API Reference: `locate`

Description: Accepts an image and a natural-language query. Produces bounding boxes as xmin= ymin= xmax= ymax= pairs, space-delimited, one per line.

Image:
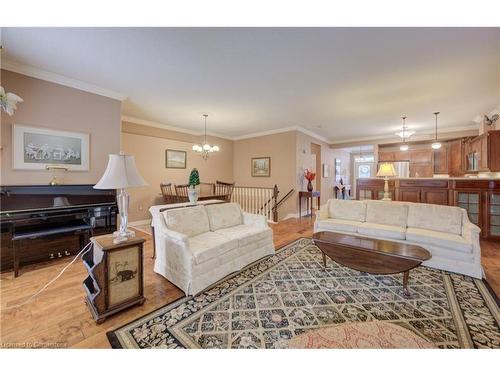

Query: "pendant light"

xmin=399 ymin=115 xmax=409 ymax=151
xmin=431 ymin=111 xmax=442 ymax=150
xmin=192 ymin=114 xmax=220 ymax=160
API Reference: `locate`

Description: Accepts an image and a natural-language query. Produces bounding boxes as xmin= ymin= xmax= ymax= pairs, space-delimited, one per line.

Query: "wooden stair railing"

xmin=231 ymin=185 xmax=294 ymax=223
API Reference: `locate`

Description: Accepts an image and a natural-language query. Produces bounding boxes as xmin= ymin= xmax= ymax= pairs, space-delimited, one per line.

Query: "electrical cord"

xmin=1 ymin=242 xmax=93 ymax=311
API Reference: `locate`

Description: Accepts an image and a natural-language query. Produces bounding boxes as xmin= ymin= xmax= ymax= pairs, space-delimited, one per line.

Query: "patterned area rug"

xmin=107 ymin=238 xmax=500 ymax=349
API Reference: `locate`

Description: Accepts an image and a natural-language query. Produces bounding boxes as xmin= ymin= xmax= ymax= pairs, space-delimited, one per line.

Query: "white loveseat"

xmin=152 ymin=202 xmax=275 ymax=295
xmin=314 ymin=199 xmax=483 ymax=279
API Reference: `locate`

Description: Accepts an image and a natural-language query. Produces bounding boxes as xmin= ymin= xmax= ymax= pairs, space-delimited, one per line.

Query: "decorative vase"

xmin=307 ymin=180 xmax=313 ymax=192
xmin=188 ymin=187 xmax=198 ymax=204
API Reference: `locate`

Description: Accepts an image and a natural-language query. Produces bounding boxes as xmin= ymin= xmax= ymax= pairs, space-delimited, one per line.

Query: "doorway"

xmin=310 ymin=143 xmax=321 ymax=193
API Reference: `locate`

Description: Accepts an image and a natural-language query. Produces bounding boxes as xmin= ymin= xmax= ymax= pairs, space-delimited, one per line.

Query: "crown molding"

xmin=329 ymin=124 xmax=479 ymax=145
xmin=1 ymin=59 xmax=127 ymax=101
xmin=232 ymin=126 xmax=331 ymax=143
xmin=232 ymin=126 xmax=297 ymax=141
xmin=122 ymin=116 xmax=331 ymax=142
xmin=296 ymin=127 xmax=331 ymax=144
xmin=121 ymin=115 xmax=233 ymax=140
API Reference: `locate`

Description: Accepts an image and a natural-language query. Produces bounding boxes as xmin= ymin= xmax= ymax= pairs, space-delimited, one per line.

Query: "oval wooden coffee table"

xmin=313 ymin=231 xmax=431 ymax=296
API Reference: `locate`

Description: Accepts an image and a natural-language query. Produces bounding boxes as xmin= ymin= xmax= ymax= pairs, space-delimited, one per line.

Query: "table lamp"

xmin=94 ymin=154 xmax=148 ymax=243
xmin=376 ymin=162 xmax=397 ymax=201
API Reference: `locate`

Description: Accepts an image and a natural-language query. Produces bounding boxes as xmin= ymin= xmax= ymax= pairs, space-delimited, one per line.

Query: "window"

xmin=358 ymin=164 xmax=371 ymax=178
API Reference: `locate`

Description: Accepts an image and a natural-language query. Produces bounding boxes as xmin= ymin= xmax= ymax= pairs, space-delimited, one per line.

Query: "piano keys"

xmin=0 ymin=185 xmax=117 ymax=273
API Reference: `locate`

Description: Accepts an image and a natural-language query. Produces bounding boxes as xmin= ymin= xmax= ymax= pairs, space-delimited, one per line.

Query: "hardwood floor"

xmin=0 ymin=216 xmax=498 ymax=348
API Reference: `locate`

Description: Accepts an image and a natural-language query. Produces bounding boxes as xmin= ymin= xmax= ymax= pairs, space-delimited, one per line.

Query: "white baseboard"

xmin=129 ymin=219 xmax=151 ymax=227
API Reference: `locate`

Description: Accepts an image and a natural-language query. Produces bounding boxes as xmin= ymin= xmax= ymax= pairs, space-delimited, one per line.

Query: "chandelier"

xmin=192 ymin=114 xmax=219 ymax=160
xmin=395 ymin=117 xmax=415 ymax=139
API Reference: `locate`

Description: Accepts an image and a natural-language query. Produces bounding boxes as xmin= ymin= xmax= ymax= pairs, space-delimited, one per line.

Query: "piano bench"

xmin=12 ymin=223 xmax=93 ymax=277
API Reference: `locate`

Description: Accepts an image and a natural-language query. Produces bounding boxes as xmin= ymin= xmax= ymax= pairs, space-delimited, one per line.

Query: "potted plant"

xmin=304 ymin=169 xmax=316 ymax=192
xmin=188 ymin=168 xmax=200 ymax=203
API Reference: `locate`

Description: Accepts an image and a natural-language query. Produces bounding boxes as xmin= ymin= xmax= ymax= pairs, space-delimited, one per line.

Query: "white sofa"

xmin=314 ymin=199 xmax=483 ymax=279
xmin=152 ymin=202 xmax=275 ymax=295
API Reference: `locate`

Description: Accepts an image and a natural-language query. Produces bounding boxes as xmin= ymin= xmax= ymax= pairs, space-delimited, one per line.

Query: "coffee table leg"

xmin=322 ymin=252 xmax=327 ymax=270
xmin=403 ymin=270 xmax=410 ymax=296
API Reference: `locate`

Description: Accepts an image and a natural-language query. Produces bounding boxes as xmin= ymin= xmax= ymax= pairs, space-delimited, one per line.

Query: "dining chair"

xmin=160 ymin=183 xmax=178 ymax=204
xmin=215 ymin=180 xmax=235 ymax=202
xmin=174 ymin=184 xmax=190 ymax=203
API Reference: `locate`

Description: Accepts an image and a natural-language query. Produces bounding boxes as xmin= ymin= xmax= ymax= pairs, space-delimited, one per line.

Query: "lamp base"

xmin=382 ymin=177 xmax=392 ymax=201
xmin=112 ymin=229 xmax=135 ymax=244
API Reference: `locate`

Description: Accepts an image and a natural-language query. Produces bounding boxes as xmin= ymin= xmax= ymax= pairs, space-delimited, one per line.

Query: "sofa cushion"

xmin=365 ymin=201 xmax=408 ymax=228
xmin=317 ymin=218 xmax=361 ymax=233
xmin=215 ymin=224 xmax=273 ymax=247
xmin=406 ymin=228 xmax=472 ymax=253
xmin=188 ymin=232 xmax=239 ymax=265
xmin=328 ymin=199 xmax=367 ymax=222
xmin=205 ymin=203 xmax=243 ymax=231
xmin=407 ymin=203 xmax=463 ymax=235
xmin=357 ymin=222 xmax=406 ymax=240
xmin=162 ymin=205 xmax=210 ymax=237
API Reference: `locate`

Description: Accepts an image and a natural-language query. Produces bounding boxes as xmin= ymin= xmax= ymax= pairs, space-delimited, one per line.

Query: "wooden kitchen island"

xmin=356 ymin=178 xmax=500 ymax=240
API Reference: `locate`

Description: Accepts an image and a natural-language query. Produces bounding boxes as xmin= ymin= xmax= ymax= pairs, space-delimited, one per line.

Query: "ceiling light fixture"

xmin=431 ymin=111 xmax=442 ymax=150
xmin=399 ymin=115 xmax=409 ymax=151
xmin=192 ymin=114 xmax=219 ymax=160
xmin=395 ymin=118 xmax=415 ymax=139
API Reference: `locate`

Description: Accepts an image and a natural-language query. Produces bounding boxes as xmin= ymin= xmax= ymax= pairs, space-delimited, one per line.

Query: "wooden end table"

xmin=299 ymin=191 xmax=320 ymax=218
xmin=313 ymin=231 xmax=431 ymax=296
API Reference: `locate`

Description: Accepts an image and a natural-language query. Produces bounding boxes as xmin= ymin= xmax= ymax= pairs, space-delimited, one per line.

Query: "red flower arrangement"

xmin=304 ymin=169 xmax=316 ymax=192
xmin=304 ymin=169 xmax=316 ymax=182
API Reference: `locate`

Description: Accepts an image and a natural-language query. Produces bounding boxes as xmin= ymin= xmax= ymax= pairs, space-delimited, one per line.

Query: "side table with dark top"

xmin=299 ymin=191 xmax=320 ymax=218
xmin=313 ymin=231 xmax=431 ymax=296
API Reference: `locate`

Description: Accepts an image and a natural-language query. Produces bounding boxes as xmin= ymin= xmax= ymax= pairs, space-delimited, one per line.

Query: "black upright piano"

xmin=0 ymin=185 xmax=117 ymax=273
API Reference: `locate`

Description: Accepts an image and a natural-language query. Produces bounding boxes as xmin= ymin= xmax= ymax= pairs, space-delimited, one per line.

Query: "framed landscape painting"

xmin=12 ymin=124 xmax=90 ymax=171
xmin=251 ymin=157 xmax=271 ymax=177
xmin=166 ymin=149 xmax=186 ymax=169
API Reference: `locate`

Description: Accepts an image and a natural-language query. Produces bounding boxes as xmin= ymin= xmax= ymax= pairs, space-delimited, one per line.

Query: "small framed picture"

xmin=252 ymin=157 xmax=271 ymax=177
xmin=12 ymin=124 xmax=90 ymax=171
xmin=322 ymin=163 xmax=329 ymax=178
xmin=166 ymin=149 xmax=186 ymax=169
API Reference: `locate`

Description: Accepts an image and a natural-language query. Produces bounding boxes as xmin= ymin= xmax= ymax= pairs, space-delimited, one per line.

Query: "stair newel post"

xmin=272 ymin=184 xmax=279 ymax=223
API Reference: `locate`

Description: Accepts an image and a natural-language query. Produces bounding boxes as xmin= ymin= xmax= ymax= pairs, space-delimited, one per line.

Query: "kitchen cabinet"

xmin=489 ymin=192 xmax=500 ymax=238
xmin=464 ymin=131 xmax=500 ymax=172
xmin=378 ymin=151 xmax=395 ymax=162
xmin=449 ymin=139 xmax=465 ymax=177
xmin=398 ymin=179 xmax=450 ymax=205
xmin=393 ymin=151 xmax=410 ymax=161
xmin=433 ymin=144 xmax=448 ymax=174
xmin=410 ymin=163 xmax=433 ymax=177
xmin=409 ymin=150 xmax=433 ymax=164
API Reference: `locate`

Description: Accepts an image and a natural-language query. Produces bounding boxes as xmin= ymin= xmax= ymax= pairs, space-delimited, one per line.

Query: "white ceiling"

xmin=1 ymin=27 xmax=499 ymax=142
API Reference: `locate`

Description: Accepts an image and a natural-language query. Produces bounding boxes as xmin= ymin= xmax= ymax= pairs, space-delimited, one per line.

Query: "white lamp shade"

xmin=94 ymin=154 xmax=148 ymax=189
xmin=376 ymin=162 xmax=398 ymax=177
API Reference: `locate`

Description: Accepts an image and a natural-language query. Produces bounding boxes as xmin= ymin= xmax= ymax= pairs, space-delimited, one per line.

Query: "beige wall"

xmin=122 ymin=123 xmax=233 ymax=222
xmin=233 ymin=131 xmax=297 ymax=218
xmin=296 ymin=132 xmax=351 ymax=213
xmin=0 ymin=70 xmax=121 ymax=185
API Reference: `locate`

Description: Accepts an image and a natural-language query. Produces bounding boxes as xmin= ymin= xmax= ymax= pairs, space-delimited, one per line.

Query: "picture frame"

xmin=165 ymin=149 xmax=187 ymax=169
xmin=322 ymin=163 xmax=329 ymax=178
xmin=251 ymin=157 xmax=271 ymax=177
xmin=12 ymin=124 xmax=90 ymax=171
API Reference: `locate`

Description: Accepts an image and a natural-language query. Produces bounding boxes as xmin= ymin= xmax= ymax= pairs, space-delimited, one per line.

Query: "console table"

xmin=298 ymin=191 xmax=320 ymax=218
